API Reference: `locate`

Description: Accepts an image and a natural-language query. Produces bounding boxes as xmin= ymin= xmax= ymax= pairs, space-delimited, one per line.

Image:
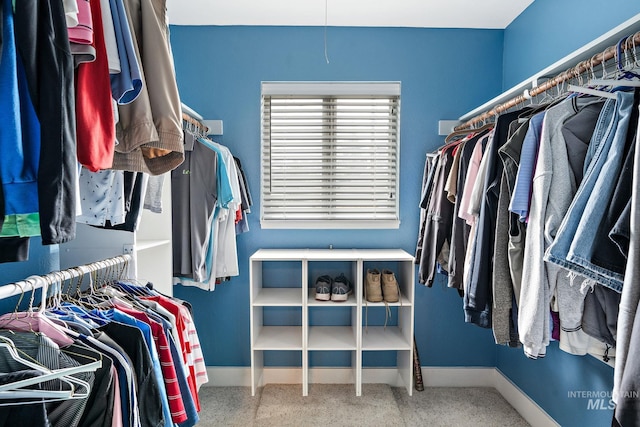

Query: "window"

xmin=261 ymin=82 xmax=401 ymax=229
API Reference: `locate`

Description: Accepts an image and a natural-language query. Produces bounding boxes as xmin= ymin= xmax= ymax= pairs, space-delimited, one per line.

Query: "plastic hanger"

xmin=589 ymin=78 xmax=640 ymax=87
xmin=0 ymin=337 xmax=81 ymax=400
xmin=0 ymin=331 xmax=101 ymax=400
xmin=0 ymin=277 xmax=75 ymax=347
xmin=566 ymin=84 xmax=617 ymax=100
xmin=444 ymin=123 xmax=486 ymax=144
xmin=587 ymin=37 xmax=640 ymax=88
xmin=439 ymin=122 xmax=494 ymax=156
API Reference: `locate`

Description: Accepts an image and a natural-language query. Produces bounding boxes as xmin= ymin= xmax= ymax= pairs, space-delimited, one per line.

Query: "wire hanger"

xmin=590 ymin=36 xmax=640 ymax=87
xmin=0 ymin=334 xmax=98 ymax=402
xmin=567 ymin=52 xmax=617 ymax=100
xmin=0 ymin=276 xmax=75 ymax=347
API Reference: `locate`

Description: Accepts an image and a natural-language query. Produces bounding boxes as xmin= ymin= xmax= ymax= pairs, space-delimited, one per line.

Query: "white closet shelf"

xmin=308 ymin=326 xmax=357 ymax=350
xmin=361 ymin=294 xmax=412 ymax=307
xmin=307 ymin=291 xmax=357 ymax=306
xmin=254 ymin=288 xmax=303 ymax=306
xmin=136 ymin=239 xmax=171 ymax=251
xmin=457 ymin=13 xmax=640 ymax=123
xmin=251 ymin=248 xmax=414 ymax=262
xmin=361 ymin=327 xmax=411 ymax=350
xmin=254 ymin=326 xmax=303 ymax=350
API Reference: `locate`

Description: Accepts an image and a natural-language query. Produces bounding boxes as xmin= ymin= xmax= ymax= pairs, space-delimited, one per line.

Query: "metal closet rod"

xmin=0 ymin=254 xmax=132 ymax=302
xmin=455 ymin=31 xmax=640 ymax=131
xmin=181 ymin=103 xmax=209 ymax=133
xmin=182 ymin=112 xmax=209 ymax=133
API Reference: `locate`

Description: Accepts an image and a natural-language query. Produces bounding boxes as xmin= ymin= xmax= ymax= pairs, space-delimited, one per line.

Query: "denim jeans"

xmin=545 ymin=91 xmax=635 ymax=292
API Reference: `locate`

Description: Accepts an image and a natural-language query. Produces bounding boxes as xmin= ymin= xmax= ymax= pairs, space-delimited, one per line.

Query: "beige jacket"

xmin=113 ymin=0 xmax=183 ymax=175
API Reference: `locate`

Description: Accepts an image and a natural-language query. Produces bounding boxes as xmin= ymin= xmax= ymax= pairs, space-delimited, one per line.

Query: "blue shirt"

xmin=0 ymin=0 xmax=40 ymax=219
xmin=108 ymin=0 xmax=142 ymax=104
xmin=509 ymin=111 xmax=545 ymax=222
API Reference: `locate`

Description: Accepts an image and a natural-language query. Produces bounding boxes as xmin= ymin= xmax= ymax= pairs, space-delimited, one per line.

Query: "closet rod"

xmin=181 ymin=103 xmax=203 ymax=121
xmin=0 ymin=254 xmax=132 ymax=302
xmin=181 ymin=112 xmax=209 ymax=134
xmin=455 ymin=31 xmax=640 ymax=131
xmin=181 ymin=102 xmax=209 ymax=133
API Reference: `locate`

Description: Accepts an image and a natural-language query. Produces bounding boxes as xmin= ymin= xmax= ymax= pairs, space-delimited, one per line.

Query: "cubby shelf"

xmin=249 ymin=248 xmax=415 ymax=397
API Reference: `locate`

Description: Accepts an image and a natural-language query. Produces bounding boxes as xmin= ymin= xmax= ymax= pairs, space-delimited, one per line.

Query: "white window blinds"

xmin=261 ymin=82 xmax=401 ymax=229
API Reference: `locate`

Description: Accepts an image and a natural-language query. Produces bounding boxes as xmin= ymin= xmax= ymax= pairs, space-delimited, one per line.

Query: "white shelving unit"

xmin=134 ymin=174 xmax=173 ymax=295
xmin=250 ymin=248 xmax=415 ymax=397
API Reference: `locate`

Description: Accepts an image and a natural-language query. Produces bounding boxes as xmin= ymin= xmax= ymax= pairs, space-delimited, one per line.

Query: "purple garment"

xmin=551 ymin=311 xmax=560 ymax=341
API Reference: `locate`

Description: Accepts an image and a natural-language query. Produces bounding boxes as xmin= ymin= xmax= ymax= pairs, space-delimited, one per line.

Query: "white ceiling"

xmin=167 ymin=0 xmax=535 ymax=29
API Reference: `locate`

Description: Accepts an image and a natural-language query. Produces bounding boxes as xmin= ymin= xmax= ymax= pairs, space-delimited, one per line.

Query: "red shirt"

xmin=75 ymin=0 xmax=115 ymax=171
xmin=141 ymin=295 xmax=201 ymax=412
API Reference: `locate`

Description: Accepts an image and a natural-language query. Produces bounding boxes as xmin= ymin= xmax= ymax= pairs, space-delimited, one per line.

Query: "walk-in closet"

xmin=1 ymin=1 xmax=640 ymax=426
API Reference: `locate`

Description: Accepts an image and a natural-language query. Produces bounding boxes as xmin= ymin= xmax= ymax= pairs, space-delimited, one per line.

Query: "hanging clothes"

xmin=0 ymin=0 xmax=185 ymax=261
xmin=613 ymin=102 xmax=640 ymax=427
xmin=546 ymin=90 xmax=639 ymax=292
xmin=0 ymin=0 xmax=41 ymax=243
xmin=419 ymin=87 xmax=639 ymax=362
xmin=107 ymin=0 xmax=142 ymax=104
xmin=492 ymin=116 xmax=530 ymax=346
xmin=172 ymin=121 xmax=250 ymax=291
xmin=14 ymin=0 xmax=77 ymax=245
xmin=75 ymin=0 xmax=116 ymax=173
xmin=415 ymin=153 xmax=438 ymax=273
xmin=171 ymin=132 xmax=221 ymax=284
xmin=449 ymin=128 xmax=492 ymax=293
xmin=417 ymin=142 xmax=457 ymax=286
xmin=112 ymin=0 xmax=184 ymax=175
xmin=0 ymin=0 xmax=36 ymax=259
xmin=466 ymin=108 xmax=529 ymax=329
xmin=519 ymin=97 xmax=602 ymax=358
xmin=0 ymin=272 xmax=208 ymax=427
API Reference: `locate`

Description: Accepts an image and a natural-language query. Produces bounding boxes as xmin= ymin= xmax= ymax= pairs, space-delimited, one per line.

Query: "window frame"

xmin=260 ymin=81 xmax=401 ymax=229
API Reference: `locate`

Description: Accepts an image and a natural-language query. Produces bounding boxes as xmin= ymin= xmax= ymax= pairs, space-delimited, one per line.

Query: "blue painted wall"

xmin=503 ymin=0 xmax=640 ymax=89
xmin=0 ymin=243 xmax=60 ymax=284
xmin=169 ymin=25 xmax=503 ymax=368
xmin=0 ymin=243 xmax=60 ymax=312
xmin=498 ymin=344 xmax=615 ymax=427
xmin=0 ymin=242 xmax=60 ymax=286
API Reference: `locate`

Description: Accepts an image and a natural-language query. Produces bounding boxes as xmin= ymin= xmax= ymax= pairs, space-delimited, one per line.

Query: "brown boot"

xmin=365 ymin=269 xmax=383 ymax=302
xmin=381 ymin=269 xmax=399 ymax=302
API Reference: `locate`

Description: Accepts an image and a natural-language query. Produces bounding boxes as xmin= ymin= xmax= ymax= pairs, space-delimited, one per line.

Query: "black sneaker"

xmin=315 ymin=275 xmax=333 ymax=301
xmin=331 ymin=274 xmax=353 ymax=302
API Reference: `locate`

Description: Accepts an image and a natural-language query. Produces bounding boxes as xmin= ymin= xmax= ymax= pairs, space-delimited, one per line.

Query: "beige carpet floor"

xmin=255 ymin=384 xmax=402 ymax=426
xmin=195 ymin=384 xmax=531 ymax=426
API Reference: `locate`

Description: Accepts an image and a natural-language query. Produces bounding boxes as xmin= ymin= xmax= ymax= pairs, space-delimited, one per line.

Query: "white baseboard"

xmin=206 ymin=367 xmax=252 ymax=387
xmin=419 ymin=367 xmax=495 ymax=387
xmin=204 ymin=366 xmax=558 ymax=426
xmin=493 ymin=369 xmax=560 ymax=427
xmin=205 ymin=367 xmax=404 ymax=387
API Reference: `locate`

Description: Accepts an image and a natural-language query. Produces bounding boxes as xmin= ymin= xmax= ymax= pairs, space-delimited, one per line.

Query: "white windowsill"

xmin=260 ymin=219 xmax=400 ymax=229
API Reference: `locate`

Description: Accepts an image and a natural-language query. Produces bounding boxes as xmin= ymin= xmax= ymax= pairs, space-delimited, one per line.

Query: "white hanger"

xmin=0 ymin=337 xmax=77 ymax=400
xmin=566 ymin=84 xmax=617 ymax=100
xmin=0 ymin=389 xmax=71 ymax=400
xmin=0 ymin=341 xmax=99 ymax=398
xmin=0 ymin=278 xmax=75 ymax=347
xmin=588 ymin=78 xmax=640 ymax=87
